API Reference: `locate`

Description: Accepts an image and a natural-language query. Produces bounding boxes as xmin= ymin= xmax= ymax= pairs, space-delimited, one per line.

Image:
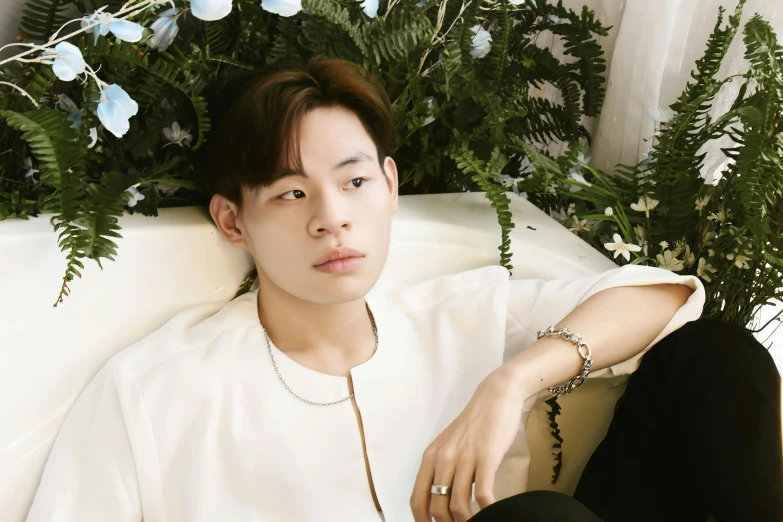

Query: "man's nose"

xmin=308 ymin=192 xmax=353 ymax=236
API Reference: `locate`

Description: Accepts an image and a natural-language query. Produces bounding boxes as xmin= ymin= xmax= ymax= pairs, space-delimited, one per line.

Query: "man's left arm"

xmin=500 ymin=283 xmax=695 ymax=398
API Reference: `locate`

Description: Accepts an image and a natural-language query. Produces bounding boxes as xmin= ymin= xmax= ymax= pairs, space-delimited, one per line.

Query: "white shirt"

xmin=26 ymin=264 xmax=705 ymax=522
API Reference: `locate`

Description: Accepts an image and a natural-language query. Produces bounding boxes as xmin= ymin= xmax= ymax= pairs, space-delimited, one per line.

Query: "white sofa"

xmin=0 ymin=192 xmax=630 ymax=520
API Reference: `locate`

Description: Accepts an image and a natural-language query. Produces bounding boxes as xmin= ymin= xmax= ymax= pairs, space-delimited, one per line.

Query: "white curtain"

xmin=575 ymin=0 xmax=783 ymax=173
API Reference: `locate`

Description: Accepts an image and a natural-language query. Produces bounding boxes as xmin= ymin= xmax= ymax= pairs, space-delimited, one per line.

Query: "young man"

xmin=26 ymin=58 xmax=782 ymax=522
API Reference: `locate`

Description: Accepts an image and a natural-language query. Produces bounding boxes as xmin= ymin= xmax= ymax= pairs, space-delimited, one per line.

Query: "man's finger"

xmin=474 ymin=456 xmax=500 ymax=509
xmin=429 ymin=448 xmax=457 ymax=522
xmin=410 ymin=446 xmax=437 ymax=522
xmin=449 ymin=458 xmax=476 ymax=522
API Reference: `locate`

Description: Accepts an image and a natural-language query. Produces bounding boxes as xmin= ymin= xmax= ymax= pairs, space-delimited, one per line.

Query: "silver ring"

xmin=430 ymin=484 xmax=452 ymax=496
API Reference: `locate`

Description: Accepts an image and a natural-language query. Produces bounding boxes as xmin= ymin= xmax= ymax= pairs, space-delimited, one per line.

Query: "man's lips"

xmin=313 ymin=246 xmax=365 ymax=274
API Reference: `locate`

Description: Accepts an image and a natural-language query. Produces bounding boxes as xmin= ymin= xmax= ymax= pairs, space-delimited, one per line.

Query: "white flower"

xmin=576 ymin=151 xmax=591 ymax=164
xmin=604 ymin=207 xmax=613 ymax=216
xmin=604 ymin=233 xmax=642 ymax=262
xmin=361 ymin=0 xmax=379 ymax=17
xmin=497 ymin=174 xmax=515 ymax=188
xmin=470 ymin=25 xmax=492 ymax=59
xmin=567 ymin=203 xmax=576 ymax=216
xmin=646 ymin=107 xmax=674 ymax=123
xmin=656 ymin=250 xmax=684 ymax=271
xmin=726 ymin=253 xmax=751 ymax=269
xmin=633 ymin=224 xmax=646 ymax=242
xmin=157 ymin=181 xmax=180 ymax=197
xmin=697 ymin=258 xmax=718 ymax=282
xmin=695 ymin=195 xmax=710 ymax=214
xmin=567 ymin=216 xmax=591 ymax=234
xmin=163 ymin=122 xmax=192 ymax=147
xmin=23 ymin=156 xmax=39 ymax=184
xmin=683 ymin=245 xmax=696 ymax=268
xmin=707 ymin=209 xmax=726 ymax=223
xmin=568 ymin=170 xmax=591 ymax=192
xmin=126 ymin=183 xmax=145 ymax=207
xmin=659 ymin=240 xmax=669 ymax=249
xmin=630 ymin=195 xmax=660 ymax=217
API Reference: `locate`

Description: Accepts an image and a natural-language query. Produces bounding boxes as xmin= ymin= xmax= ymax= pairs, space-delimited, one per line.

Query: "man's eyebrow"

xmin=333 ymin=151 xmax=374 ymax=170
xmin=274 ymin=151 xmax=375 ymax=180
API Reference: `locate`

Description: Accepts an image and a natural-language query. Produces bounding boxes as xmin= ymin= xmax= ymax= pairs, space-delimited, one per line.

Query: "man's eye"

xmin=280 ymin=189 xmax=305 ymax=200
xmin=347 ymin=177 xmax=368 ymax=189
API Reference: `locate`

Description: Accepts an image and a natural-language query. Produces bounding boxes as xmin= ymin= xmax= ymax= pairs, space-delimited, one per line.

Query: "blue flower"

xmin=42 ymin=42 xmax=86 ymax=82
xmin=56 ymin=94 xmax=83 ymax=128
xmin=361 ymin=0 xmax=378 ymax=17
xmin=88 ymin=127 xmax=98 ymax=149
xmin=646 ymin=107 xmax=674 ymax=123
xmin=191 ymin=0 xmax=233 ymax=21
xmin=23 ymin=157 xmax=39 ymax=185
xmin=261 ymin=0 xmax=302 ymax=17
xmin=470 ymin=25 xmax=492 ymax=59
xmin=126 ymin=183 xmax=146 ymax=207
xmin=148 ymin=8 xmax=180 ymax=51
xmin=81 ymin=12 xmax=144 ymax=43
xmin=96 ymin=84 xmax=139 ymax=138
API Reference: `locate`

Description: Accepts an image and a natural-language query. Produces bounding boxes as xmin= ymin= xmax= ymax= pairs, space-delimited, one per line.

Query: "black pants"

xmin=468 ymin=318 xmax=783 ymax=522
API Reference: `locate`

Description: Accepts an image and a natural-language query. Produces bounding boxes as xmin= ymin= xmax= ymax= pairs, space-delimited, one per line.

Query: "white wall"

xmin=0 ymin=0 xmax=28 ymax=60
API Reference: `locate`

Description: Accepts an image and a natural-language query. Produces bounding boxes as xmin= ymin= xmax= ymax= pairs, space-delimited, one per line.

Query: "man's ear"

xmin=383 ymin=156 xmax=399 ymax=214
xmin=209 ymin=193 xmax=248 ymax=249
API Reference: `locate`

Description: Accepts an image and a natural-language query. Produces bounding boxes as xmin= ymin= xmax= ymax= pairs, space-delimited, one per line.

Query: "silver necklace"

xmin=264 ymin=304 xmax=378 ymax=407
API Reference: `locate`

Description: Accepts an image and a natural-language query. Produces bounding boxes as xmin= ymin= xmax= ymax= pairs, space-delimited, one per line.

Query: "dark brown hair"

xmin=197 ymin=57 xmax=393 ymax=209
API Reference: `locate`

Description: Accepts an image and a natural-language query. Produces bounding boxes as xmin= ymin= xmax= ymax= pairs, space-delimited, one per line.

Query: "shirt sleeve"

xmin=26 ymin=359 xmax=144 ymax=522
xmin=503 ymin=264 xmax=706 ymax=377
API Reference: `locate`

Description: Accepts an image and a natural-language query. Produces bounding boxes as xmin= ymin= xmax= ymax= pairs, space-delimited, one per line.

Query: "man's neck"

xmin=255 ymin=277 xmax=376 ymax=377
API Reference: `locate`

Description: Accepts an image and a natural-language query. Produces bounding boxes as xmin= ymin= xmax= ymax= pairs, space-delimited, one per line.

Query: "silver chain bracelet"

xmin=536 ymin=326 xmax=594 ymax=397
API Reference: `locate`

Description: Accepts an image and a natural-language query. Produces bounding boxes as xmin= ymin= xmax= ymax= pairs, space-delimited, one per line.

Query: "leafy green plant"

xmin=521 ymin=0 xmax=783 ymax=339
xmin=0 ymin=0 xmax=609 ymax=305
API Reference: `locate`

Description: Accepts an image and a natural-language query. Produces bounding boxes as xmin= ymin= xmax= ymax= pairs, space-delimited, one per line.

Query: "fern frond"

xmin=18 ymin=0 xmax=71 ymax=41
xmin=0 ymin=107 xmax=88 ymax=305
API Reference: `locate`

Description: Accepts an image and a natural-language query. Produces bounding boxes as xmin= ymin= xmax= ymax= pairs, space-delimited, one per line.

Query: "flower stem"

xmin=0 ymin=0 xmax=161 ymax=66
xmin=0 ymin=81 xmax=39 ymax=107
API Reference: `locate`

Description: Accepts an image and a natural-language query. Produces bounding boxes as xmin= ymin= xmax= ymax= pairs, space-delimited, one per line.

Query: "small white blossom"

xmin=567 ymin=203 xmax=576 ymax=216
xmin=630 ymin=195 xmax=660 ymax=218
xmin=697 ymin=258 xmax=718 ymax=282
xmin=707 ymin=208 xmax=727 ymax=223
xmin=567 ymin=215 xmax=591 ymax=234
xmin=604 ymin=233 xmax=642 ymax=262
xmin=568 ymin=170 xmax=591 ymax=192
xmin=659 ymin=241 xmax=669 ymax=249
xmin=726 ymin=252 xmax=751 ymax=269
xmin=604 ymin=207 xmax=613 ymax=216
xmin=695 ymin=195 xmax=710 ymax=214
xmin=647 ymin=107 xmax=674 ymax=123
xmin=163 ymin=122 xmax=192 ymax=147
xmin=656 ymin=250 xmax=684 ymax=272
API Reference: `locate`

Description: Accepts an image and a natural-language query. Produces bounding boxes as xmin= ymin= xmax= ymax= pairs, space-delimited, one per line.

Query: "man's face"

xmin=214 ymin=105 xmax=399 ymax=305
